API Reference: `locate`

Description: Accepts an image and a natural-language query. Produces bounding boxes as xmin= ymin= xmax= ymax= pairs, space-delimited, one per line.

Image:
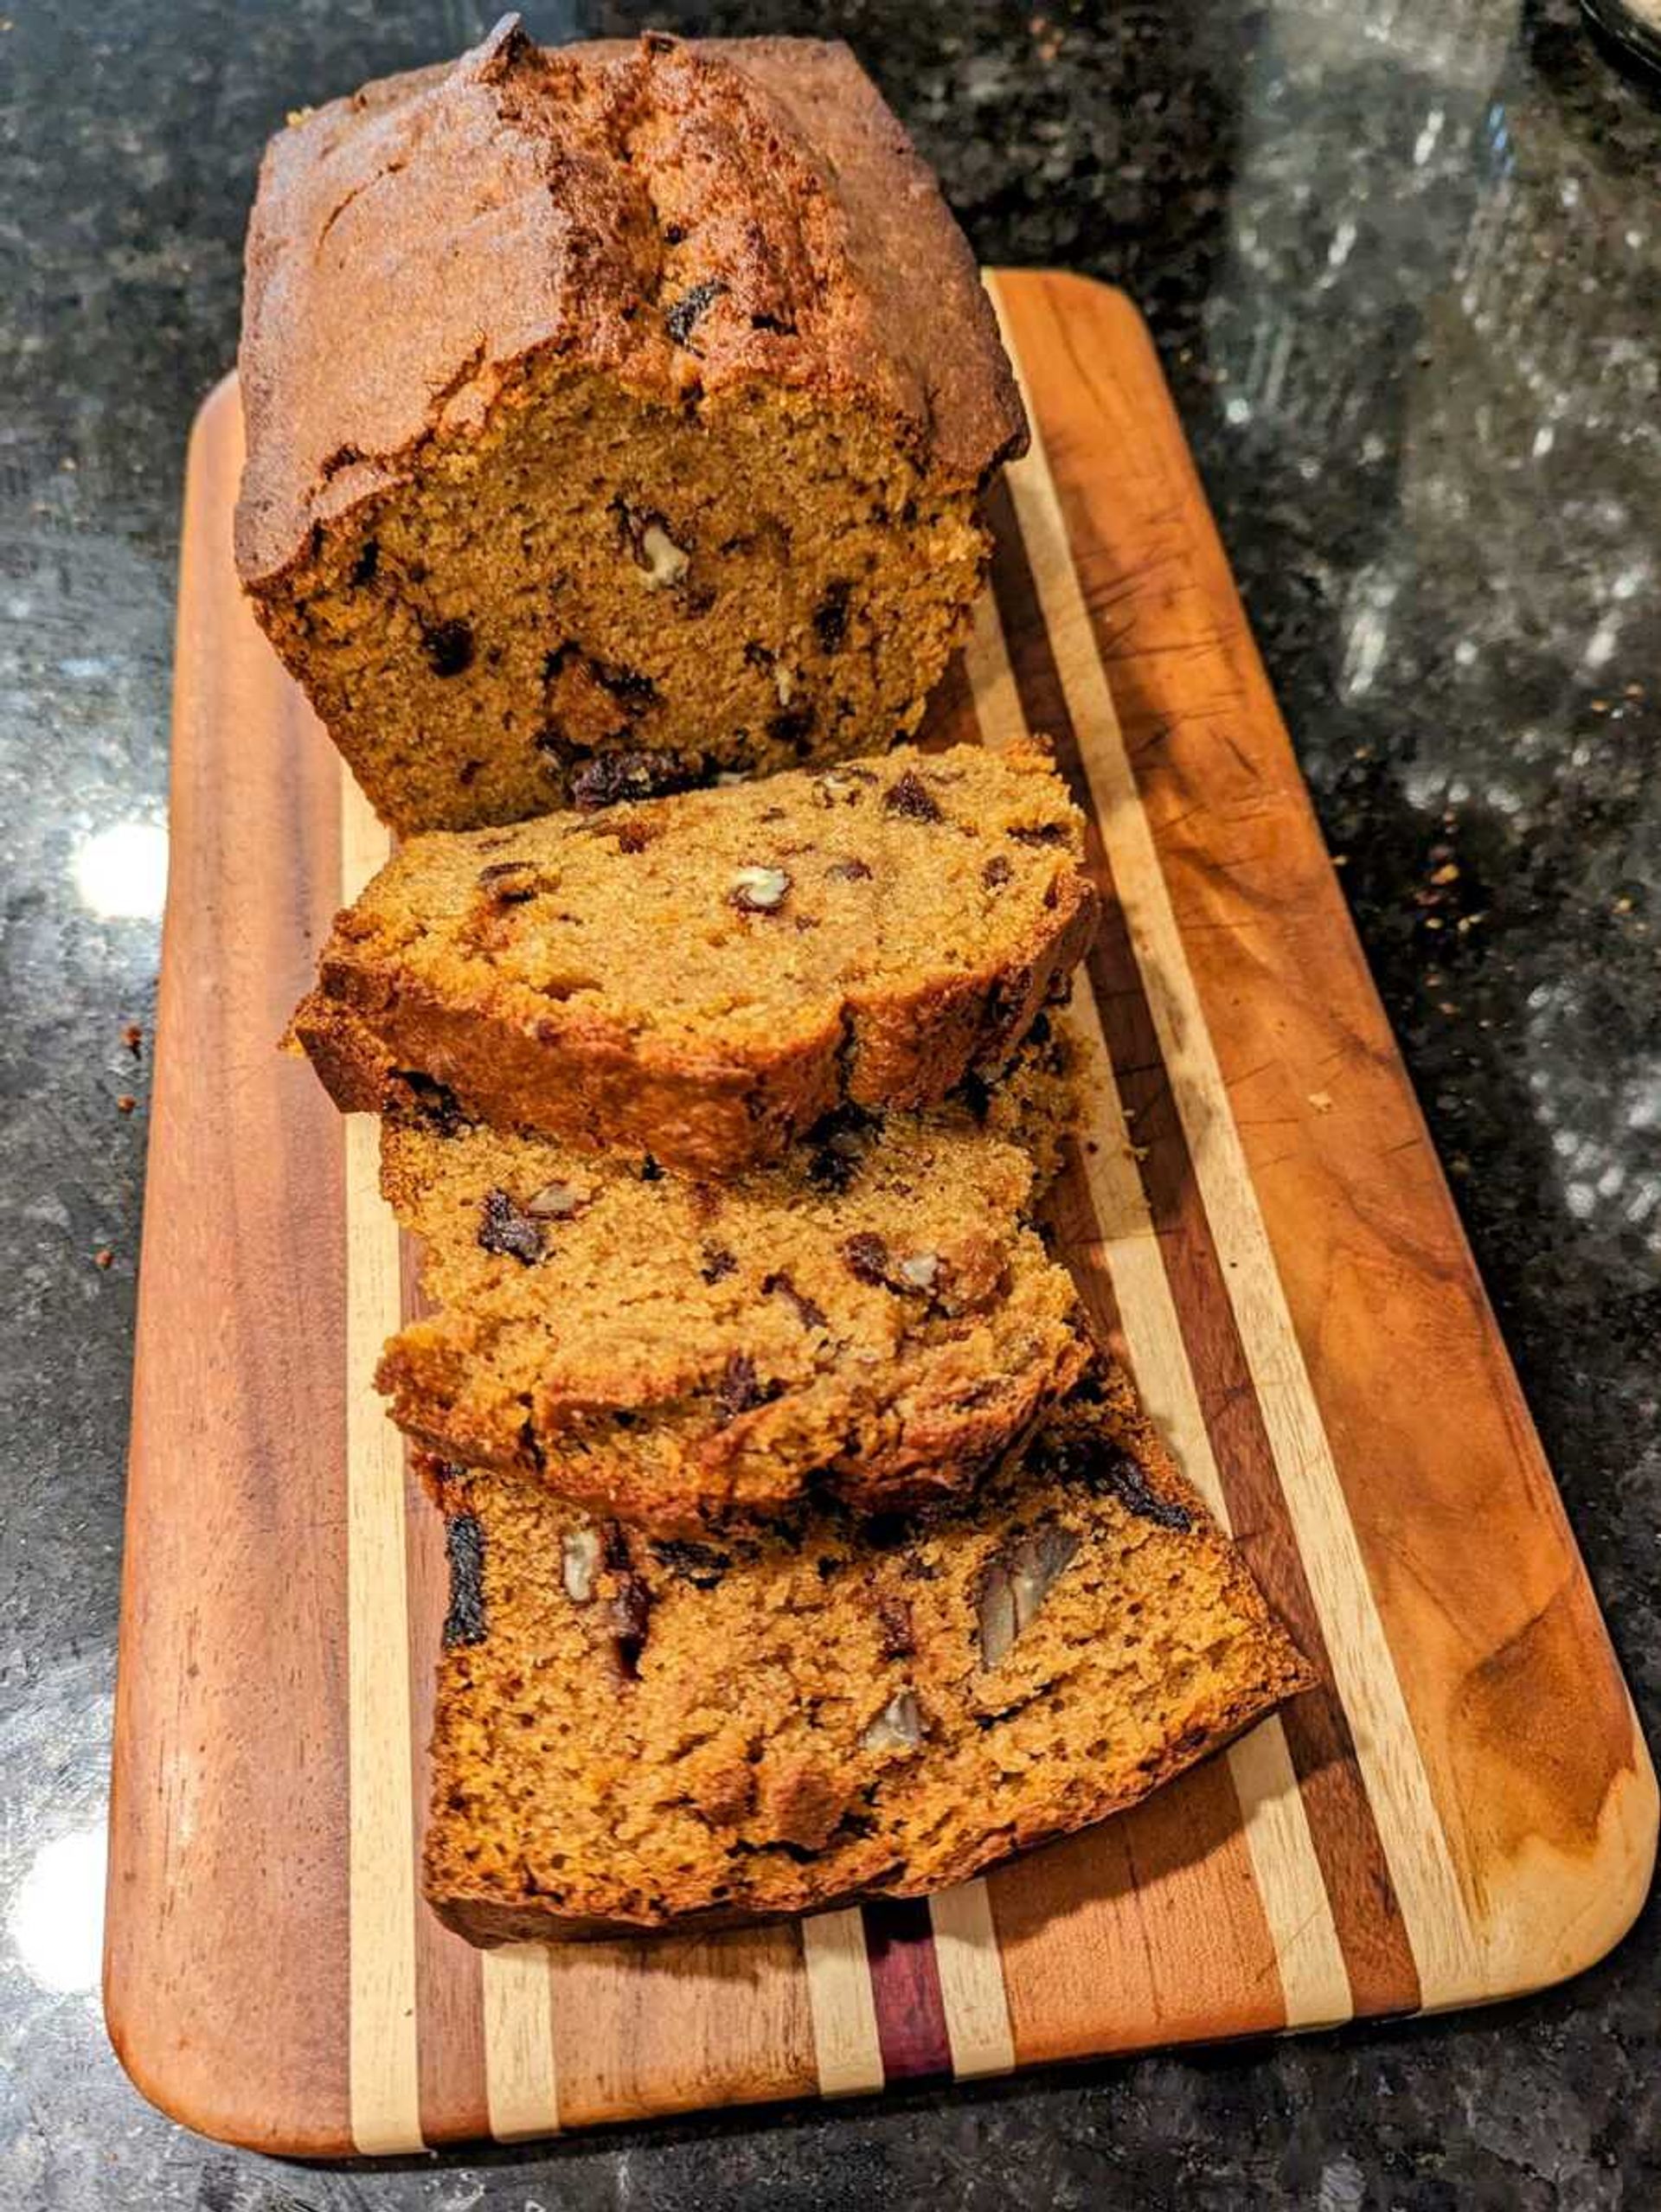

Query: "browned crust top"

xmin=234 ymin=18 xmax=1028 ymax=585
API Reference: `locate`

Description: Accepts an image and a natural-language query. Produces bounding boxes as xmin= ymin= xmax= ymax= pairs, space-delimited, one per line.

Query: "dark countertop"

xmin=2 ymin=2 xmax=1657 ymax=2205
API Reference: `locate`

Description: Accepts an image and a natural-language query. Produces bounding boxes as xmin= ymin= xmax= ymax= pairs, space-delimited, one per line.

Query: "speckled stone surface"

xmin=1 ymin=3 xmax=1657 ymax=2206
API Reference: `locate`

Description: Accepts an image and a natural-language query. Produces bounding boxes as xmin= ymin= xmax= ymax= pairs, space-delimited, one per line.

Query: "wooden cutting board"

xmin=106 ymin=273 xmax=1656 ymax=2155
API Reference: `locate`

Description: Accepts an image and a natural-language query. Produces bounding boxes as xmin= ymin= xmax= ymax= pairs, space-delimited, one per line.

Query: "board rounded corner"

xmin=191 ymin=368 xmax=240 ymax=444
xmin=988 ymin=265 xmax=1146 ymax=338
xmin=1446 ymin=1733 xmax=1658 ymax=2014
xmin=102 ymin=1966 xmax=356 ymax=2161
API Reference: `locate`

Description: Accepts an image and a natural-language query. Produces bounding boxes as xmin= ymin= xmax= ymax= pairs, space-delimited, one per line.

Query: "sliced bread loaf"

xmin=423 ymin=1368 xmax=1314 ymax=1940
xmin=379 ymin=1019 xmax=1087 ymax=1534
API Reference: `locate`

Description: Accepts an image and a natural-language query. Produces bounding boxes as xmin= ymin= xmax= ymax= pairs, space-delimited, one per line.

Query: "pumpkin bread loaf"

xmin=379 ymin=1018 xmax=1087 ymax=1534
xmin=422 ymin=1369 xmax=1314 ymax=1940
xmin=293 ymin=741 xmax=1100 ymax=1176
xmin=235 ymin=21 xmax=1027 ymax=832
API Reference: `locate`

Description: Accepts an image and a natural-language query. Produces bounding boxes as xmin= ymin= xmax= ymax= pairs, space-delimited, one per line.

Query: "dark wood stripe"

xmin=916 ymin=639 xmax=980 ymax=753
xmin=860 ymin=1899 xmax=952 ymax=2081
xmin=984 ymin=473 xmax=1422 ymax=2018
xmin=1042 ymin=1153 xmax=1131 ymax=1371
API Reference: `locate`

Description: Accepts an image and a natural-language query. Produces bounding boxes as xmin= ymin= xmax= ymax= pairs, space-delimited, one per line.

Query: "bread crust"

xmin=235 ymin=22 xmax=1026 ymax=593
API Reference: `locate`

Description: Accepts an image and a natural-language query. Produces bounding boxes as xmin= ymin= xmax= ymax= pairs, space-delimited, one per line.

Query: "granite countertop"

xmin=2 ymin=2 xmax=1657 ymax=2205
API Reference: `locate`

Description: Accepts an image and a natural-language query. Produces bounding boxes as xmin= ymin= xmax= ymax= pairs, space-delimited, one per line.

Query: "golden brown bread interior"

xmin=292 ymin=741 xmax=1100 ymax=1176
xmin=235 ymin=23 xmax=1027 ymax=832
xmin=378 ymin=1016 xmax=1087 ymax=1534
xmin=423 ymin=1368 xmax=1315 ymax=1941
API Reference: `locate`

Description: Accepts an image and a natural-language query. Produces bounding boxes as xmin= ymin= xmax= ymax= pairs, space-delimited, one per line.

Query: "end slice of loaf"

xmin=379 ymin=1019 xmax=1088 ymax=1534
xmin=423 ymin=1367 xmax=1316 ymax=1940
xmin=235 ymin=26 xmax=1027 ymax=833
xmin=294 ymin=741 xmax=1100 ymax=1176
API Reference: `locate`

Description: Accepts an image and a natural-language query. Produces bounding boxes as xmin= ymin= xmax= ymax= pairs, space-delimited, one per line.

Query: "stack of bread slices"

xmin=244 ymin=21 xmax=1311 ymax=1940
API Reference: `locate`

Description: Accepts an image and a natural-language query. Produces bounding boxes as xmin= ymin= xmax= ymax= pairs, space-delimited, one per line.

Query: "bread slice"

xmin=294 ymin=741 xmax=1100 ymax=1176
xmin=423 ymin=1369 xmax=1315 ymax=1940
xmin=378 ymin=1017 xmax=1089 ymax=1534
xmin=235 ymin=25 xmax=1027 ymax=833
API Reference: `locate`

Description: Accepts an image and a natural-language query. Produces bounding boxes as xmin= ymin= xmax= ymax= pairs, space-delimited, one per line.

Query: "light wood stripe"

xmin=927 ymin=1884 xmax=1016 ymax=2076
xmin=800 ymin=1910 xmax=884 ymax=2096
xmin=966 ymin=585 xmax=1024 ymax=751
xmin=343 ymin=779 xmax=562 ymax=2143
xmin=481 ymin=1946 xmax=561 ymax=2139
xmin=988 ymin=272 xmax=1482 ymax=2005
xmin=961 ymin=588 xmax=1024 ymax=758
xmin=966 ymin=587 xmax=1351 ymax=2029
xmin=341 ymin=784 xmax=424 ymax=2155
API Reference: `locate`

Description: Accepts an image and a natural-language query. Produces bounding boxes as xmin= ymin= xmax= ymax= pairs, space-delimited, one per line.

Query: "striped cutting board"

xmin=106 ymin=273 xmax=1656 ymax=2154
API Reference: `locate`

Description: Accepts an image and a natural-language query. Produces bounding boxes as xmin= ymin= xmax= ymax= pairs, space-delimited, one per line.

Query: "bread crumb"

xmin=1307 ymin=1091 xmax=1334 ymax=1113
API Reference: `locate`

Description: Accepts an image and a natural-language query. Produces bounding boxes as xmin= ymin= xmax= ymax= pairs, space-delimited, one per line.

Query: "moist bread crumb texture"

xmin=235 ymin=22 xmax=1028 ymax=832
xmin=293 ymin=740 xmax=1100 ymax=1176
xmin=378 ymin=1017 xmax=1088 ymax=1533
xmin=423 ymin=1369 xmax=1316 ymax=1940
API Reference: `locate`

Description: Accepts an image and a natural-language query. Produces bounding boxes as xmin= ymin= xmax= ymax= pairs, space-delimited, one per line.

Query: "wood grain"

xmin=104 ymin=383 xmax=356 ymax=2156
xmin=801 ymin=1912 xmax=884 ymax=2098
xmin=105 ymin=275 xmax=1656 ymax=2154
xmin=548 ymin=1924 xmax=817 ymax=2126
xmin=927 ymin=1882 xmax=1016 ymax=2080
xmin=480 ymin=1946 xmax=560 ymax=2140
